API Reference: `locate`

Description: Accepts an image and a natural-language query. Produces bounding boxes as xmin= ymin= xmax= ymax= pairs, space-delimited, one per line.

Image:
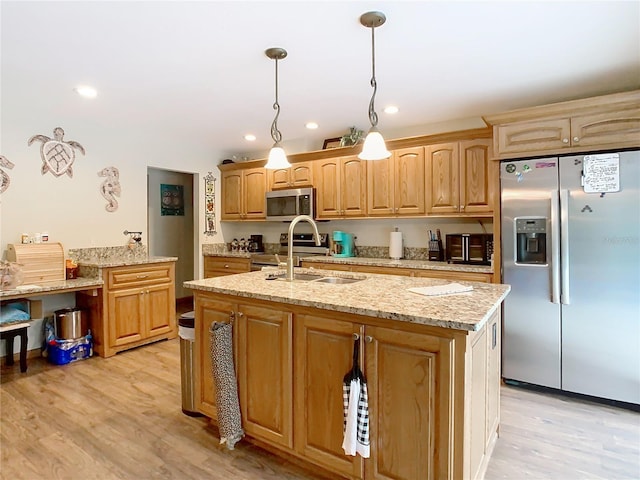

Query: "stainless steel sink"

xmin=270 ymin=272 xmax=364 ymax=284
xmin=294 ymin=273 xmax=325 ymax=281
xmin=314 ymin=276 xmax=364 ymax=284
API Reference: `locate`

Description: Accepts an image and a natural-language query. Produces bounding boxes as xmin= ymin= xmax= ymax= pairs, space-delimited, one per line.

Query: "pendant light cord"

xmin=368 ymin=26 xmax=379 ymax=128
xmin=271 ymin=58 xmax=283 ymax=144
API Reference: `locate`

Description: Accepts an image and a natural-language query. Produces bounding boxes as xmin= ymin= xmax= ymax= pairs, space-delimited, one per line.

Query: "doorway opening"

xmin=147 ymin=167 xmax=196 ymax=310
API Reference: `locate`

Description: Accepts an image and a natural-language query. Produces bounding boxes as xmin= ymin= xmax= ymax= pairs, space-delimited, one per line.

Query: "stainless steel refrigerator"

xmin=500 ymin=151 xmax=640 ymax=404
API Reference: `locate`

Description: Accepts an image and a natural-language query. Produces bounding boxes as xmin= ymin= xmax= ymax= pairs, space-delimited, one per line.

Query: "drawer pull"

xmin=224 ymin=264 xmax=230 ymax=268
xmin=136 ymin=274 xmax=149 ymax=279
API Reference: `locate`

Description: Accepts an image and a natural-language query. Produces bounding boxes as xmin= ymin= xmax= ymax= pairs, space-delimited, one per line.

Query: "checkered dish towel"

xmin=342 ymin=338 xmax=370 ymax=458
xmin=210 ymin=321 xmax=244 ymax=450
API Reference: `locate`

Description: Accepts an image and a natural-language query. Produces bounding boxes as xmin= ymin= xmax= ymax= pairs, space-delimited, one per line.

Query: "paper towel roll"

xmin=389 ymin=231 xmax=403 ymax=259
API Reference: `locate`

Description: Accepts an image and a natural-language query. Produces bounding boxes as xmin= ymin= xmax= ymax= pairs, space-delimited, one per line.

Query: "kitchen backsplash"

xmin=69 ymin=245 xmax=149 ymax=263
xmin=202 ymin=242 xmax=429 ymax=260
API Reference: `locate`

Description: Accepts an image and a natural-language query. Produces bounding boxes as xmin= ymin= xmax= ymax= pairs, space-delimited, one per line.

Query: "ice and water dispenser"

xmin=515 ymin=218 xmax=547 ymax=264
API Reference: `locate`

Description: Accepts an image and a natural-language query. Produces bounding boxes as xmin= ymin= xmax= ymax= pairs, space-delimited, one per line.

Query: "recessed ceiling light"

xmin=305 ymin=122 xmax=319 ymax=130
xmin=384 ymin=106 xmax=399 ymax=114
xmin=74 ymin=85 xmax=97 ymax=98
xmin=244 ymin=134 xmax=256 ymax=141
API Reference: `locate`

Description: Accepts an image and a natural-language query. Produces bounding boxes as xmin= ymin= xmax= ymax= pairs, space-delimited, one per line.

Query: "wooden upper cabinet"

xmin=425 ymin=143 xmax=460 ymax=214
xmin=367 ymin=147 xmax=425 ymax=217
xmin=426 ymin=140 xmax=493 ymax=215
xmin=494 ymin=118 xmax=572 ymax=156
xmin=570 ymin=108 xmax=640 ymax=150
xmin=315 ymin=155 xmax=366 ymax=219
xmin=221 ymin=167 xmax=266 ymax=220
xmin=484 ymin=90 xmax=640 ymax=159
xmin=459 ymin=139 xmax=494 ymax=214
xmin=268 ymin=161 xmax=313 ymax=190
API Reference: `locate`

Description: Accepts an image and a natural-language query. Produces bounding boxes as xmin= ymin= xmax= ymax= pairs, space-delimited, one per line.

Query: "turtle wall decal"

xmin=0 ymin=155 xmax=15 ymax=193
xmin=28 ymin=127 xmax=85 ymax=178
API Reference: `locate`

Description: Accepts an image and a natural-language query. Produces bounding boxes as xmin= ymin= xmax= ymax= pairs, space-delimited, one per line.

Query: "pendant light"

xmin=264 ymin=47 xmax=291 ymax=170
xmin=358 ymin=11 xmax=391 ymax=161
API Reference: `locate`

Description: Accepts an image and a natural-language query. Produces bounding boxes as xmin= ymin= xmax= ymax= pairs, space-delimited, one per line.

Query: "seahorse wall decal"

xmin=98 ymin=166 xmax=121 ymax=212
xmin=0 ymin=155 xmax=15 ymax=193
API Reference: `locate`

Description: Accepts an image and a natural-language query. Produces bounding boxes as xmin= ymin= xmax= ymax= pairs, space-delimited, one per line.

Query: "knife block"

xmin=428 ymin=240 xmax=444 ymax=261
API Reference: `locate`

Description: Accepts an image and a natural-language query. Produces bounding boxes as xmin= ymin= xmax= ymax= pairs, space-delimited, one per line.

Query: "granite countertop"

xmin=203 ymin=252 xmax=252 ymax=259
xmin=77 ymin=256 xmax=178 ymax=268
xmin=0 ymin=278 xmax=104 ymax=300
xmin=300 ymin=256 xmax=493 ymax=274
xmin=184 ymin=268 xmax=510 ymax=332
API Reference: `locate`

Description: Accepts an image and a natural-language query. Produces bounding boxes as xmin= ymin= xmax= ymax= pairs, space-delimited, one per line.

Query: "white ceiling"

xmin=2 ymin=1 xmax=639 ymax=160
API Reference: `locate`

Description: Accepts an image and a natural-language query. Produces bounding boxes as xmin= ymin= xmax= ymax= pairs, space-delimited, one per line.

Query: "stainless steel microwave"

xmin=266 ymin=187 xmax=315 ymax=221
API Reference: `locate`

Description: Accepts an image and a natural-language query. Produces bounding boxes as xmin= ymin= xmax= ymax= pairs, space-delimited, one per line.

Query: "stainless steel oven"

xmin=249 ymin=232 xmax=329 ymax=270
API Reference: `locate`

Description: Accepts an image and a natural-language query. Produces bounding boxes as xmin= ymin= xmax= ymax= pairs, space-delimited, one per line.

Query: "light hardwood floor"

xmin=1 ymin=337 xmax=639 ymax=480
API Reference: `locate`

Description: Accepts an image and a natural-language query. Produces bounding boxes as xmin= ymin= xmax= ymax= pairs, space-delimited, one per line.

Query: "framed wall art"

xmin=204 ymin=172 xmax=216 ymax=235
xmin=161 ymin=184 xmax=184 ymax=216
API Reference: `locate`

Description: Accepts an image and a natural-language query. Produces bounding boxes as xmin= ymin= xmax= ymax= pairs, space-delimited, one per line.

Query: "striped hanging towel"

xmin=342 ymin=338 xmax=370 ymax=458
xmin=210 ymin=321 xmax=244 ymax=450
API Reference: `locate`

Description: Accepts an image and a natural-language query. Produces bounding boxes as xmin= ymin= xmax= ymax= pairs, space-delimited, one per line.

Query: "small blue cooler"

xmin=47 ymin=334 xmax=93 ymax=365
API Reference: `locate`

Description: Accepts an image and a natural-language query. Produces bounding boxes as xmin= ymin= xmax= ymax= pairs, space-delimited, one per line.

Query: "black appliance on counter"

xmin=248 ymin=234 xmax=264 ymax=253
xmin=445 ymin=233 xmax=493 ymax=265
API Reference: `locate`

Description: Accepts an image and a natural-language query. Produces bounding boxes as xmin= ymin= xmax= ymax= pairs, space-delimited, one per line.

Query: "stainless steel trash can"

xmin=178 ymin=311 xmax=202 ymax=416
xmin=54 ymin=307 xmax=87 ymax=340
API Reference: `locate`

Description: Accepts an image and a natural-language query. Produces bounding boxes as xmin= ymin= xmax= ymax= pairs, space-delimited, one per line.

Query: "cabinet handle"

xmin=224 ymin=264 xmax=230 ymax=268
xmin=562 ymin=138 xmax=569 ymax=144
xmin=136 ymin=274 xmax=148 ymax=279
xmin=460 ymin=205 xmax=465 ymax=210
xmin=573 ymin=136 xmax=580 ymax=143
xmin=365 ymin=335 xmax=373 ymax=343
xmin=229 ymin=311 xmax=235 ymax=323
xmin=238 ymin=312 xmax=244 ymax=318
xmin=353 ymin=333 xmax=360 ymax=340
xmin=492 ymin=322 xmax=497 ymax=350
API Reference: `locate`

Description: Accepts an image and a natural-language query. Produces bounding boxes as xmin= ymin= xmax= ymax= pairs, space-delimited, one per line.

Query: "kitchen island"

xmin=185 ymin=269 xmax=510 ymax=480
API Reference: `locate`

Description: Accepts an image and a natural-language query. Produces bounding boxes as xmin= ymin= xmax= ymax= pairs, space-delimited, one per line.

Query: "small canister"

xmin=21 ymin=233 xmax=29 ymax=244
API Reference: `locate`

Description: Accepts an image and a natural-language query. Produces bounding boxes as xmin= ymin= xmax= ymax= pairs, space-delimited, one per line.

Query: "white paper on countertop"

xmin=408 ymin=283 xmax=473 ymax=296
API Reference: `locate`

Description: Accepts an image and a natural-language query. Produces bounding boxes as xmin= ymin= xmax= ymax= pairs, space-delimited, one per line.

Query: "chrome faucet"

xmin=286 ymin=215 xmax=320 ymax=281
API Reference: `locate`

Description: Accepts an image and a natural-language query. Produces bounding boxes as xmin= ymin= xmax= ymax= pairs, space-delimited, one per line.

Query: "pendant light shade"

xmin=264 ymin=47 xmax=291 ymax=170
xmin=358 ymin=11 xmax=391 ymax=161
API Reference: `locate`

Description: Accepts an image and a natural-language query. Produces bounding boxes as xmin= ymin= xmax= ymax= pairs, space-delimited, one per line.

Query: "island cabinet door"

xmin=294 ymin=314 xmax=365 ymax=480
xmin=364 ymin=325 xmax=455 ymax=480
xmin=237 ymin=303 xmax=293 ymax=449
xmin=194 ymin=294 xmax=236 ymax=420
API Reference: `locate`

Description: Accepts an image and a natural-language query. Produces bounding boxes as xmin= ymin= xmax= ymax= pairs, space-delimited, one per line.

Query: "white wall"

xmin=0 ymin=121 xmax=223 ymax=268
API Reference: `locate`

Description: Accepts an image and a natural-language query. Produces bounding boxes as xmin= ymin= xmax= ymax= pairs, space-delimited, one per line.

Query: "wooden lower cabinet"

xmin=300 ymin=260 xmax=492 ymax=283
xmin=193 ymin=292 xmax=500 ymax=480
xmin=237 ymin=303 xmax=293 ymax=448
xmin=203 ymin=255 xmax=251 ymax=278
xmin=295 ymin=314 xmax=364 ymax=478
xmin=194 ymin=294 xmax=235 ymax=420
xmin=78 ymin=262 xmax=176 ymax=358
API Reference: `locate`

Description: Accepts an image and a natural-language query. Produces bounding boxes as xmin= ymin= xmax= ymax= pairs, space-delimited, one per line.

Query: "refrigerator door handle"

xmin=560 ymin=189 xmax=571 ymax=304
xmin=550 ymin=191 xmax=561 ymax=304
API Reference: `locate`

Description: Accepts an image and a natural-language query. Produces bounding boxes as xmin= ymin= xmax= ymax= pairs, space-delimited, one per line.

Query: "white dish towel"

xmin=408 ymin=282 xmax=473 ymax=296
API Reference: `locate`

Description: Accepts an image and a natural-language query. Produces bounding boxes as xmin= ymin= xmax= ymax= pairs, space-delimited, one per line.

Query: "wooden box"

xmin=6 ymin=243 xmax=65 ymax=284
